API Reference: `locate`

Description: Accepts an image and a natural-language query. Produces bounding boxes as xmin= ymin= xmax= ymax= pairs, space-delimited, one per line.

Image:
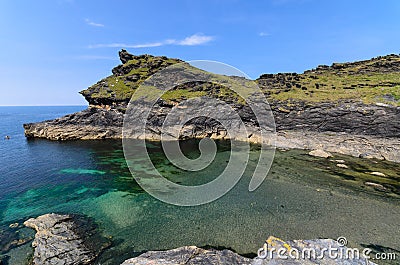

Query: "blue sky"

xmin=0 ymin=0 xmax=399 ymax=105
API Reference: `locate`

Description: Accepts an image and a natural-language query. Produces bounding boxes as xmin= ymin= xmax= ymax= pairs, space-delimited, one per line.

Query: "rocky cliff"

xmin=23 ymin=50 xmax=400 ymax=161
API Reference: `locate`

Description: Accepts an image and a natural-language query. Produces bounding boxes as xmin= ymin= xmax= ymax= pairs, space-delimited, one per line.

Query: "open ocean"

xmin=0 ymin=106 xmax=399 ymax=264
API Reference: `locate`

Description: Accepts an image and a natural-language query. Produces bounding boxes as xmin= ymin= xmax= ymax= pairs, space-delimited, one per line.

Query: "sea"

xmin=0 ymin=106 xmax=399 ymax=264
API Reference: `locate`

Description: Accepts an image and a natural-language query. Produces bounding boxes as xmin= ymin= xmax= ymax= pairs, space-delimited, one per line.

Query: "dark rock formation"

xmin=305 ymin=54 xmax=400 ymax=75
xmin=271 ymin=101 xmax=400 ymax=137
xmin=23 ymin=100 xmax=400 ymax=140
xmin=118 ymin=49 xmax=134 ymax=64
xmin=24 ymin=107 xmax=123 ymax=140
xmin=24 ymin=213 xmax=110 ymax=265
xmin=79 ymin=51 xmax=182 ymax=106
xmin=22 ymin=99 xmax=400 ymax=162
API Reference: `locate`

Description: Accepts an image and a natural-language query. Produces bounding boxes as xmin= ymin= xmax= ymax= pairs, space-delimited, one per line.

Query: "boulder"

xmin=24 ymin=213 xmax=110 ymax=265
xmin=369 ymin=172 xmax=386 ymax=177
xmin=118 ymin=49 xmax=134 ymax=64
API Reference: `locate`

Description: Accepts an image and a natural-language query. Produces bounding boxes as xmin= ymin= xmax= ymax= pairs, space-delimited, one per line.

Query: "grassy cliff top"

xmin=80 ymin=50 xmax=400 ymax=107
xmin=258 ymin=54 xmax=400 ymax=106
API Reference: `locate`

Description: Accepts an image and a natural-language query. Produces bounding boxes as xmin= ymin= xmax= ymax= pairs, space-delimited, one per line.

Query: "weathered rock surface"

xmin=121 ymin=246 xmax=252 ymax=265
xmin=23 ymin=100 xmax=400 ymax=162
xmin=24 ymin=213 xmax=110 ymax=265
xmin=24 ymin=107 xmax=123 ymax=140
xmin=24 ymin=99 xmax=400 ymax=140
xmin=271 ymin=101 xmax=399 ymax=138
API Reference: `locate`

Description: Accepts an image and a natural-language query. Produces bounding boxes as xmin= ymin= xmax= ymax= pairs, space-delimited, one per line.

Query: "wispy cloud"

xmin=85 ymin=18 xmax=104 ymax=27
xmin=174 ymin=34 xmax=214 ymax=45
xmin=88 ymin=42 xmax=163 ymax=49
xmin=74 ymin=55 xmax=117 ymax=60
xmin=88 ymin=34 xmax=214 ymax=49
xmin=258 ymin=32 xmax=270 ymax=37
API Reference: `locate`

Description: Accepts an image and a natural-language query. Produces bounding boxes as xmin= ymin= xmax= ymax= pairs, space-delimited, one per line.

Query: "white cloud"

xmin=258 ymin=32 xmax=270 ymax=37
xmin=85 ymin=18 xmax=104 ymax=27
xmin=89 ymin=34 xmax=214 ymax=49
xmin=175 ymin=34 xmax=215 ymax=46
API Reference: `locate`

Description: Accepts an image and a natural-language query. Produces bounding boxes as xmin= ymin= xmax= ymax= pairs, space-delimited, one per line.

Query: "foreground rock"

xmin=24 ymin=213 xmax=110 ymax=265
xmin=121 ymin=246 xmax=252 ymax=265
xmin=20 ymin=213 xmax=379 ymax=265
xmin=121 ymin=236 xmax=377 ymax=265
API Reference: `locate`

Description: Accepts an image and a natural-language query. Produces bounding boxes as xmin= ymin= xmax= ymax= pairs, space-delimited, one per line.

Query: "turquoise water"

xmin=0 ymin=107 xmax=399 ymax=264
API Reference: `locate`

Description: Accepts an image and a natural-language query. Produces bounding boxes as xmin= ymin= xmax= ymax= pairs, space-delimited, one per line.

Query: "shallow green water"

xmin=1 ymin=139 xmax=399 ymax=264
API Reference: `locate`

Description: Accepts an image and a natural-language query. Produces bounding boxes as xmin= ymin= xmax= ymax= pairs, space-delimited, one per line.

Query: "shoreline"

xmin=23 ymin=125 xmax=400 ymax=163
xmin=23 ymin=98 xmax=399 ymax=163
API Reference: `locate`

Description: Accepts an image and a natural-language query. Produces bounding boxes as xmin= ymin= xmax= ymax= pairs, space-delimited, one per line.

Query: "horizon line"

xmin=0 ymin=104 xmax=89 ymax=107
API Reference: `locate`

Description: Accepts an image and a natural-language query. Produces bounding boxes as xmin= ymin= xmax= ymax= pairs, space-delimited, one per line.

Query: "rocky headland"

xmin=23 ymin=50 xmax=400 ymax=162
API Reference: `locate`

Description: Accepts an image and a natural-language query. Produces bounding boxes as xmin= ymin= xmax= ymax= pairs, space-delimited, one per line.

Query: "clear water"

xmin=0 ymin=106 xmax=399 ymax=264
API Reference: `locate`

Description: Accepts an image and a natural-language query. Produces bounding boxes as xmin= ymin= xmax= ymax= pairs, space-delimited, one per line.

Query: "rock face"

xmin=24 ymin=213 xmax=110 ymax=265
xmin=23 ymin=100 xmax=400 ymax=162
xmin=121 ymin=236 xmax=377 ymax=265
xmin=271 ymin=101 xmax=399 ymax=138
xmin=24 ymin=107 xmax=123 ymax=140
xmin=23 ymin=100 xmax=400 ymax=139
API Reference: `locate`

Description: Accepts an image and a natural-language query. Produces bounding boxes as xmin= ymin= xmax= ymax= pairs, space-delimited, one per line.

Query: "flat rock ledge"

xmin=121 ymin=246 xmax=252 ymax=265
xmin=24 ymin=213 xmax=110 ymax=265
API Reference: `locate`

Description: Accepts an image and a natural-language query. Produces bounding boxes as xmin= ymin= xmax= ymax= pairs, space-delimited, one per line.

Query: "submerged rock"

xmin=336 ymin=163 xmax=348 ymax=168
xmin=369 ymin=171 xmax=386 ymax=177
xmin=365 ymin=182 xmax=388 ymax=192
xmin=24 ymin=213 xmax=111 ymax=265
